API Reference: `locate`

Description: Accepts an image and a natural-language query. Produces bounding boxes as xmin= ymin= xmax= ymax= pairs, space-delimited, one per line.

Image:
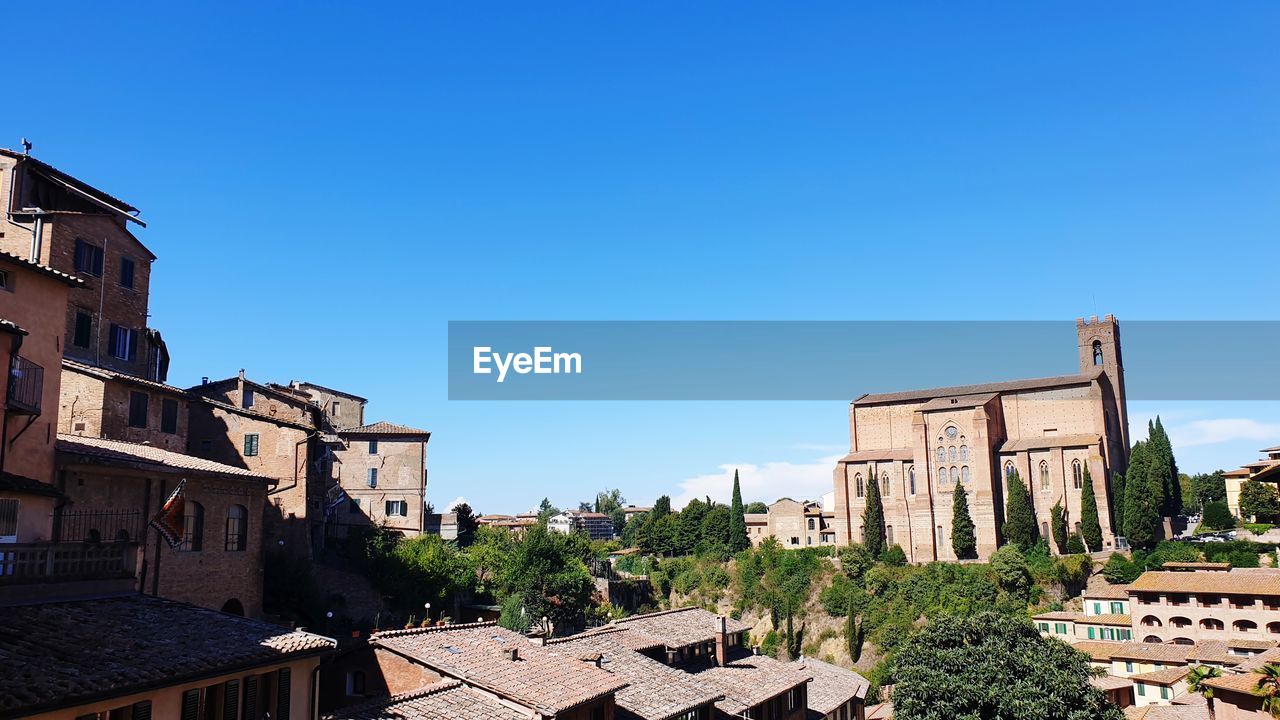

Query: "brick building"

xmin=331 ymin=421 xmax=431 ymax=537
xmin=58 ymin=359 xmax=190 ymax=453
xmin=745 ymin=498 xmax=838 ymax=548
xmin=0 ymin=148 xmax=168 ymax=382
xmin=833 ymin=315 xmax=1130 ymax=561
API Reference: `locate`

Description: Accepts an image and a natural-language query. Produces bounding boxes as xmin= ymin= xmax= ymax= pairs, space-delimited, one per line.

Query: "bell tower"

xmin=1077 ymin=314 xmax=1129 ymax=461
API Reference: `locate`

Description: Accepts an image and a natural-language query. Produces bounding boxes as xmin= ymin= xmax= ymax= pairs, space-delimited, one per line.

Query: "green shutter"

xmin=224 ymin=680 xmax=239 ymax=720
xmin=276 ymin=668 xmax=291 ymax=719
xmin=1088 ymin=627 xmax=1095 ymax=639
xmin=181 ymin=689 xmax=200 ymax=720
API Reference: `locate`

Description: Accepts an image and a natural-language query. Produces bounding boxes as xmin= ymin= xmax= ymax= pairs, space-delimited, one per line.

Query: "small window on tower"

xmin=1093 ymin=340 xmax=1104 ymax=366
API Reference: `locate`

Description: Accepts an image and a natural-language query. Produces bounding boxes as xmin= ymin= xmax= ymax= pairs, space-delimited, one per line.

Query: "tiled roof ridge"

xmin=341 ymin=678 xmax=465 ymax=714
xmin=0 ymin=249 xmax=84 ymax=286
xmin=340 ymin=420 xmax=431 ymax=436
xmin=614 ymin=606 xmax=708 ymax=623
xmin=62 ymin=358 xmax=188 ymax=395
xmin=55 ymin=434 xmax=277 ymax=482
xmin=189 ymin=395 xmax=317 ymax=431
xmin=546 ymin=626 xmax=632 ymax=645
xmin=370 ymin=620 xmax=498 ymax=640
xmin=854 ymin=368 xmax=1106 ymax=406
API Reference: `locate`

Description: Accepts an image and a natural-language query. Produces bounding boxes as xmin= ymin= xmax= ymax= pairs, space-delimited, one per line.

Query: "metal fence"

xmin=54 ymin=509 xmax=145 ymax=543
xmin=6 ymin=355 xmax=43 ymax=414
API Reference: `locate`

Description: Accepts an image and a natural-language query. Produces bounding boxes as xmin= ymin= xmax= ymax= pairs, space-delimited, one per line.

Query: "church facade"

xmin=831 ymin=315 xmax=1130 ymax=562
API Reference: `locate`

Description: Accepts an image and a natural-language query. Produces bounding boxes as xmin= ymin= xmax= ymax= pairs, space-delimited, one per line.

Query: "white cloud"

xmin=671 ymin=454 xmax=843 ymax=509
xmin=445 ymin=496 xmax=468 ymax=511
xmin=1168 ymin=418 xmax=1280 ymax=448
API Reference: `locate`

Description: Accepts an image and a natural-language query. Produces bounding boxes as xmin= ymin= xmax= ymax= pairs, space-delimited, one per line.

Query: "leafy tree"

xmin=645 ymin=513 xmax=679 ymax=556
xmin=838 ymin=543 xmax=874 ymax=582
xmin=1110 ymin=471 xmax=1126 ymax=535
xmin=989 ymin=545 xmax=1032 ymax=602
xmin=497 ymin=524 xmax=595 ymax=631
xmin=464 ymin=525 xmax=514 ymax=594
xmin=1191 ymin=471 xmax=1228 ymax=510
xmin=652 ymin=495 xmax=672 ymax=518
xmin=745 ymin=501 xmax=769 ymax=514
xmin=881 ymin=545 xmax=907 ymax=566
xmin=1240 ymin=481 xmax=1280 ymax=523
xmin=609 ymin=507 xmax=627 ymax=536
xmin=391 ymin=533 xmax=468 ymax=614
xmin=1002 ymin=470 xmax=1037 ymax=549
xmin=594 ymin=488 xmax=626 ymax=514
xmin=1080 ymin=466 xmax=1103 ymax=552
xmin=951 ymin=481 xmax=976 ymax=559
xmin=1123 ymin=442 xmax=1161 ymax=548
xmin=1187 ymin=665 xmax=1222 ymax=720
xmin=698 ymin=504 xmax=732 ymax=558
xmin=1202 ymin=501 xmax=1235 ymax=531
xmin=892 ymin=612 xmax=1124 ymax=720
xmin=676 ymin=498 xmax=709 ymax=554
xmin=1051 ymin=500 xmax=1069 ymax=555
xmin=453 ymin=502 xmax=479 ymax=547
xmin=1102 ymin=553 xmax=1141 ymax=584
xmin=537 ymin=498 xmax=559 ymax=523
xmin=862 ymin=467 xmax=886 ymax=558
xmin=729 ymin=470 xmax=750 ymax=552
xmin=1256 ymin=664 xmax=1280 ymax=719
xmin=1066 ymin=533 xmax=1086 ymax=554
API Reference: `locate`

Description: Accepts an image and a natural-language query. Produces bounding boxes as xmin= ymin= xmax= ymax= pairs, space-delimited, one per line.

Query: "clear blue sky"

xmin=17 ymin=2 xmax=1280 ymax=512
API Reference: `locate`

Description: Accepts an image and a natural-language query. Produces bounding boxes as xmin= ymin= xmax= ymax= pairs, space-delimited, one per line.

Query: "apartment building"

xmin=332 ymin=421 xmax=430 ymax=537
xmin=1129 ymin=568 xmax=1280 ymax=645
xmin=58 ymin=359 xmax=190 ymax=453
xmin=1224 ymin=444 xmax=1280 ymax=519
xmin=549 ymin=510 xmax=615 ymax=541
xmin=745 ymin=498 xmax=838 ymax=548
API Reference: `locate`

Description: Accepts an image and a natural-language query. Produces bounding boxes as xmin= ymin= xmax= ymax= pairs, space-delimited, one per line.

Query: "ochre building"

xmin=832 ymin=315 xmax=1130 ymax=561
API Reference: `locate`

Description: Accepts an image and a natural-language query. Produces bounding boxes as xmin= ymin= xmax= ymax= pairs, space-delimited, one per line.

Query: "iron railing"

xmin=6 ymin=355 xmax=43 ymax=415
xmin=54 ymin=509 xmax=145 ymax=543
xmin=0 ymin=542 xmax=138 ymax=583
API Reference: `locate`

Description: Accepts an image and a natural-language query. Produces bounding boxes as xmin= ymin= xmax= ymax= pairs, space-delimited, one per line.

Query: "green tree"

xmin=698 ymin=504 xmax=732 ymax=558
xmin=1110 ymin=471 xmax=1126 ymax=536
xmin=862 ymin=466 xmax=886 ymax=558
xmin=729 ymin=470 xmax=750 ymax=553
xmin=536 ymin=498 xmax=559 ymax=524
xmin=652 ymin=495 xmax=672 ymax=518
xmin=463 ymin=525 xmax=514 ymax=594
xmin=1187 ymin=664 xmax=1222 ymax=720
xmin=845 ymin=585 xmax=863 ymax=663
xmin=1066 ymin=533 xmax=1086 ymax=554
xmin=390 ymin=533 xmax=467 ymax=614
xmin=497 ymin=524 xmax=595 ymax=631
xmin=745 ymin=501 xmax=769 ymax=514
xmin=1191 ymin=471 xmax=1228 ymax=510
xmin=1050 ymin=500 xmax=1069 ymax=554
xmin=1202 ymin=501 xmax=1235 ymax=531
xmin=1240 ymin=480 xmax=1280 ymax=523
xmin=453 ymin=502 xmax=479 ymax=548
xmin=1101 ymin=553 xmax=1141 ymax=584
xmin=594 ymin=488 xmax=626 ymax=514
xmin=1080 ymin=466 xmax=1104 ymax=552
xmin=1124 ymin=441 xmax=1161 ymax=548
xmin=892 ymin=612 xmax=1124 ymax=720
xmin=676 ymin=498 xmax=709 ymax=555
xmin=1150 ymin=416 xmax=1181 ymax=516
xmin=951 ymin=481 xmax=976 ymax=559
xmin=989 ymin=545 xmax=1032 ymax=601
xmin=1002 ymin=470 xmax=1037 ymax=549
xmin=1256 ymin=664 xmax=1280 ymax=719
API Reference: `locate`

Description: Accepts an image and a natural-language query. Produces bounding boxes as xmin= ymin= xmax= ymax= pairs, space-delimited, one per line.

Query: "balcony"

xmin=0 ymin=542 xmax=138 ymax=585
xmin=6 ymin=356 xmax=43 ymax=415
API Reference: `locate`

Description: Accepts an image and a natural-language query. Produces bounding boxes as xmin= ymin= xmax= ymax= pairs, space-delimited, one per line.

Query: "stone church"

xmin=831 ymin=315 xmax=1130 ymax=561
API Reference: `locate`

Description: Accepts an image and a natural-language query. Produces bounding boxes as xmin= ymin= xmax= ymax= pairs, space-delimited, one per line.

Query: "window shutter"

xmin=127 ymin=328 xmax=139 ymax=361
xmin=243 ymin=675 xmax=258 ymax=719
xmin=223 ymin=680 xmax=239 ymax=720
xmin=181 ymin=689 xmax=200 ymax=720
xmin=276 ymin=668 xmax=291 ymax=719
xmin=132 ymin=700 xmax=152 ymax=720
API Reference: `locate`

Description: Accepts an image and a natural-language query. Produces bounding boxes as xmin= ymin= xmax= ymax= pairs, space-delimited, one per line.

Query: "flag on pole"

xmin=150 ymin=479 xmax=187 ymax=549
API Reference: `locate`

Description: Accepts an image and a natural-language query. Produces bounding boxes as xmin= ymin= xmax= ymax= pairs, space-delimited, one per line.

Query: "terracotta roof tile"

xmin=372 ymin=623 xmax=626 ymax=715
xmin=691 ymin=653 xmax=812 ymax=716
xmin=0 ymin=595 xmax=334 ymax=717
xmin=325 ymin=679 xmax=526 ymax=720
xmin=1130 ymin=666 xmax=1190 ymax=684
xmin=1071 ymin=641 xmax=1123 ymax=662
xmin=1131 ymin=569 xmax=1280 ymax=596
xmin=1091 ymin=674 xmax=1134 ymax=691
xmin=1001 ymin=434 xmax=1102 ymax=453
xmin=340 ymin=421 xmax=431 ymax=436
xmin=1203 ymin=669 xmax=1272 ymax=694
xmin=1084 ymin=583 xmax=1132 ymax=600
xmin=611 ymin=608 xmax=751 ymax=650
xmin=798 ymin=657 xmax=869 ymax=714
xmin=0 ymin=250 xmax=83 ymax=285
xmin=1078 ymin=614 xmax=1132 ymax=627
xmin=854 ymin=370 xmax=1103 ymax=406
xmin=56 ymin=434 xmax=275 ymax=481
xmin=63 ymin=358 xmax=188 ymax=395
xmin=1124 ymin=706 xmax=1210 ymax=720
xmin=1108 ymin=642 xmax=1195 ymax=663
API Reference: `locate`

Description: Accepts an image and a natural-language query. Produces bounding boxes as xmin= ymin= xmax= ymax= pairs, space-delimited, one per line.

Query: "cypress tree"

xmin=1051 ymin=500 xmax=1069 ymax=554
xmin=951 ymin=480 xmax=977 ymax=559
xmin=1080 ymin=466 xmax=1104 ymax=551
xmin=862 ymin=465 xmax=886 ymax=558
xmin=729 ymin=470 xmax=750 ymax=552
xmin=846 ymin=589 xmax=863 ymax=663
xmin=1124 ymin=441 xmax=1161 ymax=548
xmin=1002 ymin=470 xmax=1038 ymax=549
xmin=1151 ymin=416 xmax=1181 ymax=515
xmin=1110 ymin=471 xmax=1126 ymax=537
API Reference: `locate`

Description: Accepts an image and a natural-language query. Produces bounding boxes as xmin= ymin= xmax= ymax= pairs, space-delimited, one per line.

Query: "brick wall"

xmin=58 ymin=368 xmax=189 ymax=452
xmin=332 ymin=435 xmax=426 ymax=535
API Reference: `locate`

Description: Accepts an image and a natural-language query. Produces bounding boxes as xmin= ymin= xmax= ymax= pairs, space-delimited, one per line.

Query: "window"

xmin=0 ymin=269 xmax=8 ymax=292
xmin=886 ymin=525 xmax=894 ymax=545
xmin=908 ymin=466 xmax=916 ymax=494
xmin=950 ymin=466 xmax=959 ymax=484
xmin=346 ymin=670 xmax=367 ymax=697
xmin=1111 ymin=601 xmax=1124 ymax=614
xmin=960 ymin=445 xmax=970 ymax=461
xmin=243 ymin=433 xmax=259 ymax=457
xmin=1072 ymin=459 xmax=1083 ymax=489
xmin=225 ymin=505 xmax=247 ymax=551
xmin=1055 ymin=623 xmax=1067 ymax=635
xmin=1125 ymin=661 xmax=1134 ymax=673
xmin=160 ymin=398 xmax=179 ymax=434
xmin=948 ymin=446 xmax=957 ymax=462
xmin=349 ymin=498 xmax=361 ymax=514
xmin=1160 ymin=686 xmax=1170 ymax=700
xmin=1004 ymin=461 xmax=1015 ymax=479
xmin=369 ymin=439 xmax=378 ymax=454
xmin=108 ymin=324 xmax=138 ymax=361
xmin=1039 ymin=461 xmax=1050 ymax=490
xmin=1136 ymin=682 xmax=1145 ymax=697
xmin=1087 ymin=627 xmax=1095 ymax=639
xmin=1093 ymin=340 xmax=1104 ymax=366
xmin=243 ymin=387 xmax=255 ymax=408
xmin=1041 ymin=521 xmax=1050 ymax=538
xmin=961 ymin=466 xmax=970 ymax=483
xmin=0 ymin=499 xmax=18 ymax=539
xmin=936 ymin=446 xmax=945 ymax=463
xmin=1235 ymin=619 xmax=1258 ymax=632
xmin=119 ymin=257 xmax=135 ymax=289
xmin=180 ymin=502 xmax=204 ymax=551
xmin=807 ymin=518 xmax=815 ymax=530
xmin=127 ymin=391 xmax=148 ymax=428
xmin=854 ymin=473 xmax=863 ymax=498
xmin=73 ymin=238 xmax=104 ymax=276
xmin=368 ymin=468 xmax=378 ymax=488
xmin=333 ymin=400 xmax=342 ymax=416
xmin=936 ymin=525 xmax=944 ymax=546
xmin=73 ymin=309 xmax=93 ymax=348
xmin=882 ymin=473 xmax=890 ymax=496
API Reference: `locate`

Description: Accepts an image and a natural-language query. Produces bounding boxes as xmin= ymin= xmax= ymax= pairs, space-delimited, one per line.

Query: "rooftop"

xmin=371 ymin=623 xmax=627 ymax=716
xmin=0 ymin=594 xmax=334 ymax=719
xmin=548 ymin=630 xmax=723 ymax=720
xmin=1162 ymin=562 xmax=1232 ymax=571
xmin=56 ymin=434 xmax=275 ymax=482
xmin=690 ymin=653 xmax=812 ymax=717
xmin=1070 ymin=641 xmax=1123 ymax=662
xmin=853 ymin=369 xmax=1104 ymax=406
xmin=1129 ymin=666 xmax=1190 ymax=685
xmin=799 ymin=657 xmax=870 ymax=714
xmin=340 ymin=421 xmax=431 ymax=437
xmin=1123 ymin=706 xmax=1210 ymax=720
xmin=1083 ymin=583 xmax=1132 ymax=600
xmin=0 ymin=249 xmax=83 ymax=286
xmin=1107 ymin=642 xmax=1194 ymax=664
xmin=62 ymin=358 xmax=187 ymax=396
xmin=325 ymin=679 xmax=525 ymax=720
xmin=1000 ymin=434 xmax=1102 ymax=453
xmin=611 ymin=607 xmax=752 ymax=650
xmin=1130 ymin=569 xmax=1280 ymax=596
xmin=0 ymin=471 xmax=61 ymax=498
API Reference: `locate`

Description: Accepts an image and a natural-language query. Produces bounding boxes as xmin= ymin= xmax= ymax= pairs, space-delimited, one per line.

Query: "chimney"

xmin=201 ymin=376 xmax=209 ymax=385
xmin=503 ymin=647 xmax=520 ymax=662
xmin=715 ymin=615 xmax=728 ymax=666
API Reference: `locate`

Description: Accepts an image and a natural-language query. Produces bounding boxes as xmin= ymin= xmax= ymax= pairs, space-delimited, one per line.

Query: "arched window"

xmin=886 ymin=525 xmax=894 ymax=546
xmin=882 ymin=473 xmax=891 ymax=497
xmin=908 ymin=466 xmax=916 ymax=495
xmin=960 ymin=445 xmax=970 ymax=462
xmin=221 ymin=598 xmax=245 ymax=616
xmin=1170 ymin=617 xmax=1192 ymax=629
xmin=1004 ymin=461 xmax=1015 ymax=479
xmin=1072 ymin=460 xmax=1083 ymax=490
xmin=1039 ymin=461 xmax=1050 ymax=490
xmin=1093 ymin=340 xmax=1104 ymax=366
xmin=181 ymin=501 xmax=204 ymax=552
xmin=948 ymin=446 xmax=957 ymax=462
xmin=1143 ymin=635 xmax=1162 ymax=643
xmin=855 ymin=474 xmax=864 ymax=498
xmin=1267 ymin=622 xmax=1280 ymax=635
xmin=1171 ymin=637 xmax=1194 ymax=646
xmin=1235 ymin=619 xmax=1258 ymax=632
xmin=1201 ymin=618 xmax=1224 ymax=631
xmin=936 ymin=447 xmax=946 ymax=463
xmin=1041 ymin=521 xmax=1049 ymax=539
xmin=961 ymin=466 xmax=970 ymax=483
xmin=950 ymin=466 xmax=959 ymax=484
xmin=936 ymin=525 xmax=944 ymax=546
xmin=1141 ymin=616 xmax=1162 ymax=627
xmin=225 ymin=504 xmax=247 ymax=552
